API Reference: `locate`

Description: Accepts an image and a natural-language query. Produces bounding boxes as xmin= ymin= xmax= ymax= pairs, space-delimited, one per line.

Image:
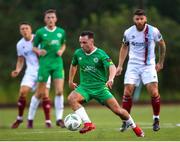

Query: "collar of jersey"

xmin=23 ymin=34 xmax=34 ymax=42
xmin=45 ymin=26 xmax=57 ymax=32
xmin=85 ymin=47 xmax=97 ymax=56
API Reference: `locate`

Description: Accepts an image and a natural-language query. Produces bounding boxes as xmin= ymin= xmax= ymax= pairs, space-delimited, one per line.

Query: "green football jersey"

xmin=72 ymin=48 xmax=114 ymax=88
xmin=34 ymin=26 xmax=66 ymax=68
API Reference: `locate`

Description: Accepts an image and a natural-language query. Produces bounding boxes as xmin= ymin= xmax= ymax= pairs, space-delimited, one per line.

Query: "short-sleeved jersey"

xmin=71 ymin=48 xmax=114 ymax=88
xmin=16 ymin=35 xmax=39 ymax=75
xmin=123 ymin=24 xmax=163 ymax=65
xmin=33 ymin=26 xmax=66 ymax=68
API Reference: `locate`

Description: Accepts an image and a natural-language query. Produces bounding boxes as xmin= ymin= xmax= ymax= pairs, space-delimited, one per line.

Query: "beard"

xmin=135 ymin=22 xmax=146 ymax=31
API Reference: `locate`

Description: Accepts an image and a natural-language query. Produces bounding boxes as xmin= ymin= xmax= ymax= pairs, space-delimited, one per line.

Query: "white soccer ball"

xmin=64 ymin=113 xmax=82 ymax=131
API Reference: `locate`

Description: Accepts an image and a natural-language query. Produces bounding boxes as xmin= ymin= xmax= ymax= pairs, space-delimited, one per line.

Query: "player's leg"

xmin=122 ymin=65 xmax=140 ymax=132
xmin=122 ymin=84 xmax=135 ymax=113
xmin=11 ymin=86 xmax=31 ymax=128
xmin=35 ymin=82 xmax=52 ymax=128
xmin=105 ymin=97 xmax=144 ymax=137
xmin=38 ymin=83 xmax=52 ymax=128
xmin=122 ymin=64 xmax=140 ymax=113
xmin=53 ymin=79 xmax=65 ymax=128
xmin=143 ymin=65 xmax=160 ymax=131
xmin=52 ymin=66 xmax=65 ymax=127
xmin=67 ymin=88 xmax=95 ymax=134
xmin=146 ymin=82 xmax=160 ymax=131
xmin=37 ymin=67 xmax=52 ymax=128
xmin=27 ymin=77 xmax=51 ymax=128
xmin=27 ymin=91 xmax=41 ymax=128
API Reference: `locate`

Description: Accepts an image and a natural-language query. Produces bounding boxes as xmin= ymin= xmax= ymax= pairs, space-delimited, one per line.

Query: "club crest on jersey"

xmin=43 ymin=34 xmax=47 ymax=37
xmin=93 ymin=57 xmax=99 ymax=63
xmin=131 ymin=35 xmax=135 ymax=39
xmin=57 ymin=33 xmax=62 ymax=38
xmin=79 ymin=57 xmax=82 ymax=60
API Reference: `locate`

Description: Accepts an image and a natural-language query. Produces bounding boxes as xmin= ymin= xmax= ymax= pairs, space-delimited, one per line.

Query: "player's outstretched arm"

xmin=11 ymin=56 xmax=24 ymax=78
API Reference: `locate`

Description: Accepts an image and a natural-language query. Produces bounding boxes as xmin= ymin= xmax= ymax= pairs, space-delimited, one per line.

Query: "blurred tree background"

xmin=0 ymin=0 xmax=180 ymax=104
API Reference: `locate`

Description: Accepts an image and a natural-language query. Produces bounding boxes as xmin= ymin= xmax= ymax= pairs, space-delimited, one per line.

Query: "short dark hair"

xmin=134 ymin=9 xmax=146 ymax=16
xmin=44 ymin=9 xmax=57 ymax=16
xmin=19 ymin=21 xmax=32 ymax=27
xmin=80 ymin=31 xmax=94 ymax=39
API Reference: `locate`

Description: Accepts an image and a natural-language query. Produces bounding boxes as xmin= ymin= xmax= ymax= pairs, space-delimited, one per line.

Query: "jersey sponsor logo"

xmin=57 ymin=33 xmax=62 ymax=38
xmin=51 ymin=40 xmax=59 ymax=45
xmin=131 ymin=41 xmax=145 ymax=46
xmin=93 ymin=57 xmax=99 ymax=63
xmin=24 ymin=50 xmax=33 ymax=56
xmin=83 ymin=66 xmax=97 ymax=72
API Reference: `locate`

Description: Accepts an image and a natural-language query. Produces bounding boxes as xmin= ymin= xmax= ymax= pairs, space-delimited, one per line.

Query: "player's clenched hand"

xmin=106 ymin=80 xmax=114 ymax=89
xmin=116 ymin=66 xmax=123 ymax=76
xmin=11 ymin=70 xmax=20 ymax=78
xmin=69 ymin=81 xmax=78 ymax=90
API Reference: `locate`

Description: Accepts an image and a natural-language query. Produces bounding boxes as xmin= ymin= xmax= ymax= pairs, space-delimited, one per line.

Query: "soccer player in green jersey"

xmin=67 ymin=31 xmax=144 ymax=137
xmin=32 ymin=9 xmax=66 ymax=128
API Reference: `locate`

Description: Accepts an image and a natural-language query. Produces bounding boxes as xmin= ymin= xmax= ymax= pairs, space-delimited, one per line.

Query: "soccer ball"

xmin=64 ymin=113 xmax=82 ymax=131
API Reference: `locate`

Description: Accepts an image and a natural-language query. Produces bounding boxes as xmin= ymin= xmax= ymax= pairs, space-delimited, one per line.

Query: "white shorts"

xmin=21 ymin=73 xmax=51 ymax=91
xmin=124 ymin=64 xmax=158 ymax=86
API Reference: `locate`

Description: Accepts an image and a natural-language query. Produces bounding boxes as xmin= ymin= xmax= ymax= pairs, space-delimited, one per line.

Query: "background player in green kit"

xmin=33 ymin=9 xmax=66 ymax=128
xmin=67 ymin=31 xmax=144 ymax=137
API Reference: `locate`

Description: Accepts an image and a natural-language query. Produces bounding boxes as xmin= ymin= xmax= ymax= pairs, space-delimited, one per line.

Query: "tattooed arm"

xmin=156 ymin=39 xmax=166 ymax=72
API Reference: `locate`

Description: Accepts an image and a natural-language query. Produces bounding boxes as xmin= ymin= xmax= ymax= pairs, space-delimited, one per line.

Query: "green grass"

xmin=0 ymin=104 xmax=180 ymax=141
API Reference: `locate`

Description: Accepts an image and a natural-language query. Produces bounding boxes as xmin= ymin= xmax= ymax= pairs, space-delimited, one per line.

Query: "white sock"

xmin=45 ymin=120 xmax=52 ymax=123
xmin=54 ymin=95 xmax=64 ymax=120
xmin=27 ymin=96 xmax=40 ymax=120
xmin=75 ymin=107 xmax=91 ymax=123
xmin=125 ymin=115 xmax=136 ymax=128
xmin=17 ymin=116 xmax=23 ymax=120
xmin=153 ymin=115 xmax=160 ymax=120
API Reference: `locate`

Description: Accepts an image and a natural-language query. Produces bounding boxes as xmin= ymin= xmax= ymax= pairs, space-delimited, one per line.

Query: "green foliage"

xmin=0 ymin=1 xmax=180 ymax=103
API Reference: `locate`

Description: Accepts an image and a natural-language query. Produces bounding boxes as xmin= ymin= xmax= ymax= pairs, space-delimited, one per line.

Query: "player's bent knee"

xmin=19 ymin=90 xmax=28 ymax=97
xmin=124 ymin=90 xmax=133 ymax=97
xmin=67 ymin=94 xmax=76 ymax=104
xmin=68 ymin=93 xmax=82 ymax=106
xmin=151 ymin=90 xmax=159 ymax=97
xmin=56 ymin=92 xmax=63 ymax=96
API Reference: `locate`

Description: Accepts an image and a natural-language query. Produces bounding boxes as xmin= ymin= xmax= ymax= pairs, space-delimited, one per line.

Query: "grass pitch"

xmin=0 ymin=104 xmax=180 ymax=141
